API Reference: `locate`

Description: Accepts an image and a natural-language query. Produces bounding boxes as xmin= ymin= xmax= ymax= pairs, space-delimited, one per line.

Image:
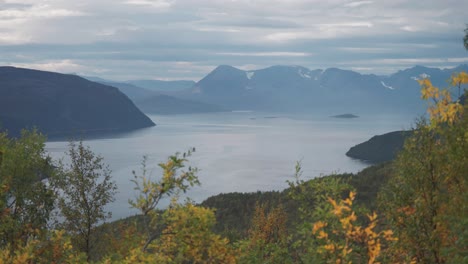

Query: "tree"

xmin=149 ymin=203 xmax=236 ymax=263
xmin=286 ymin=162 xmax=354 ymax=262
xmin=312 ymin=191 xmax=396 ymax=264
xmin=238 ymin=203 xmax=292 ymax=264
xmin=379 ymin=73 xmax=467 ymax=263
xmin=0 ymin=129 xmax=55 ymax=251
xmin=129 ymin=149 xmax=200 ymax=251
xmin=52 ymin=140 xmax=117 ymax=262
xmin=0 ymin=230 xmax=86 ymax=263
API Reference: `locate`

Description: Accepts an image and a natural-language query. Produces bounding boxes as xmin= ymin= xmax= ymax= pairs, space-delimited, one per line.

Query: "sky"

xmin=0 ymin=0 xmax=467 ymax=81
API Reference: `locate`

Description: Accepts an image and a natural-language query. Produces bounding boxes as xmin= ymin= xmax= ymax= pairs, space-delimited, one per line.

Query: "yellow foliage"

xmin=313 ymin=192 xmax=396 ymax=264
xmin=146 ymin=203 xmax=236 ymax=264
xmin=0 ymin=230 xmax=86 ymax=264
xmin=418 ymin=72 xmax=466 ymax=127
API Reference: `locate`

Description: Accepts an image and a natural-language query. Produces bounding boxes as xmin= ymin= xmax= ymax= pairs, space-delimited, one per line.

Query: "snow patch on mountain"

xmin=298 ymin=69 xmax=311 ymax=79
xmin=381 ymin=81 xmax=394 ymax=90
xmin=246 ymin=71 xmax=255 ymax=79
xmin=411 ymin=73 xmax=431 ymax=81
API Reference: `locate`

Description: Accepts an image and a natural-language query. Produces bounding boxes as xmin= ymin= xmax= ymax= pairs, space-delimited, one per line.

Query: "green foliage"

xmin=0 ymin=75 xmax=465 ymax=264
xmin=286 ymin=162 xmax=356 ymax=262
xmin=129 ymin=148 xmax=200 ymax=251
xmin=237 ymin=203 xmax=292 ymax=264
xmin=52 ymin=140 xmax=117 ymax=261
xmin=0 ymin=230 xmax=87 ymax=263
xmin=379 ymin=79 xmax=468 ymax=263
xmin=0 ymin=129 xmax=55 ymax=251
xmin=148 ymin=202 xmax=236 ymax=263
xmin=201 ymin=190 xmax=292 ymax=241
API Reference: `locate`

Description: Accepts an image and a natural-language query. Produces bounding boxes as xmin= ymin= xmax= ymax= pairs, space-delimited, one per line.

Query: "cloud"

xmin=344 ymin=1 xmax=373 ymax=8
xmin=0 ymin=0 xmax=467 ymax=79
xmin=216 ymin=52 xmax=313 ymax=57
xmin=6 ymin=59 xmax=97 ymax=73
xmin=338 ymin=47 xmax=391 ymax=53
xmin=123 ymin=0 xmax=173 ymax=9
xmin=0 ymin=4 xmax=86 ymax=19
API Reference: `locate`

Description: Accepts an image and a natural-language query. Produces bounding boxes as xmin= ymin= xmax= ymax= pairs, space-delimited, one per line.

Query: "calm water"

xmin=45 ymin=112 xmax=415 ymax=220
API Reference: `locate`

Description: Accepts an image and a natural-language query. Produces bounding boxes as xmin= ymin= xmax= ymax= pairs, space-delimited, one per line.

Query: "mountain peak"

xmin=212 ymin=65 xmax=243 ymax=73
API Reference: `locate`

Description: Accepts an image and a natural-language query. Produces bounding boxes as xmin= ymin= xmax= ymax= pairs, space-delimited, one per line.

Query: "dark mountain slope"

xmin=0 ymin=67 xmax=155 ymax=138
xmin=346 ymin=130 xmax=414 ymax=163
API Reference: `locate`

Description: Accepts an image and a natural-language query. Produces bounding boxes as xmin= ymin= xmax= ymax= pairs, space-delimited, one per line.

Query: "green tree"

xmin=129 ymin=148 xmax=200 ymax=251
xmin=52 ymin=140 xmax=117 ymax=262
xmin=0 ymin=129 xmax=55 ymax=252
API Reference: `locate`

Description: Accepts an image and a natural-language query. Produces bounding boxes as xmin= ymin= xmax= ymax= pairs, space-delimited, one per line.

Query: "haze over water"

xmin=45 ymin=112 xmax=414 ymax=220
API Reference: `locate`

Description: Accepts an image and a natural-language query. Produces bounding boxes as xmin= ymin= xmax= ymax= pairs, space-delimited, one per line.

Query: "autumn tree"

xmin=0 ymin=129 xmax=56 ymax=252
xmin=52 ymin=140 xmax=117 ymax=262
xmin=379 ymin=73 xmax=467 ymax=263
xmin=148 ymin=203 xmax=236 ymax=263
xmin=238 ymin=203 xmax=292 ymax=263
xmin=129 ymin=149 xmax=200 ymax=251
xmin=312 ymin=191 xmax=396 ymax=264
xmin=286 ymin=162 xmax=354 ymax=262
xmin=0 ymin=230 xmax=86 ymax=263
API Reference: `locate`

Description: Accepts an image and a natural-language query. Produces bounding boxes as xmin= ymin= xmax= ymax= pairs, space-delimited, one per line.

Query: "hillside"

xmin=0 ymin=67 xmax=155 ymax=138
xmin=346 ymin=130 xmax=413 ymax=163
xmin=200 ymin=163 xmax=393 ymax=239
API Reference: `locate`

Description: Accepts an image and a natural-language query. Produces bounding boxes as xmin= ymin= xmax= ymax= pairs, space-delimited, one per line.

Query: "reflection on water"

xmin=45 ymin=112 xmax=414 ymax=220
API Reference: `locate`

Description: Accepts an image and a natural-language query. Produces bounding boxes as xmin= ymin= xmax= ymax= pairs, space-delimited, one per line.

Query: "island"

xmin=331 ymin=114 xmax=359 ymax=118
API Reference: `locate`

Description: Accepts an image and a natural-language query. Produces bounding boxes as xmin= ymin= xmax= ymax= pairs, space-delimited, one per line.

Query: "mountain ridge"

xmin=0 ymin=66 xmax=155 ymax=138
xmin=169 ymin=64 xmax=468 ymax=113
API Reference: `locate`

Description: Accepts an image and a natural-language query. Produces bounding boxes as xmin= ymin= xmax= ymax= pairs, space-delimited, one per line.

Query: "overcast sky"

xmin=0 ymin=0 xmax=467 ymax=81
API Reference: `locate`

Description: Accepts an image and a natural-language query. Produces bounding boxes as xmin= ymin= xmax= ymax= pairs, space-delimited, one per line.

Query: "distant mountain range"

xmin=126 ymin=80 xmax=195 ymax=92
xmin=169 ymin=64 xmax=468 ymax=114
xmin=94 ymin=80 xmax=226 ymax=115
xmin=0 ymin=67 xmax=155 ymax=138
xmin=2 ymin=64 xmax=467 ymax=139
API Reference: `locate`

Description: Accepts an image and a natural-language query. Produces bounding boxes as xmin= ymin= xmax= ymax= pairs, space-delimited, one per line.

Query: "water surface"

xmin=46 ymin=112 xmax=414 ymax=220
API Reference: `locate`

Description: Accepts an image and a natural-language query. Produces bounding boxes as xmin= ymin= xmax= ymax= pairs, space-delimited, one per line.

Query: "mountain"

xmin=125 ymin=80 xmax=195 ymax=92
xmin=174 ymin=64 xmax=468 ymax=114
xmin=100 ymin=81 xmax=156 ymax=101
xmin=0 ymin=67 xmax=155 ymax=138
xmin=346 ymin=130 xmax=414 ymax=163
xmin=95 ymin=80 xmax=227 ymax=114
